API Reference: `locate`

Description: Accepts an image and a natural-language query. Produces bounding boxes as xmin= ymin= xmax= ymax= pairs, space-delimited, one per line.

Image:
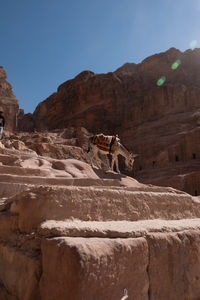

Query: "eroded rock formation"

xmin=2 ymin=48 xmax=200 ymax=298
xmin=0 ymin=67 xmax=19 ymax=131
xmin=30 ymin=48 xmax=200 ymax=132
xmin=17 ymin=48 xmax=200 ymax=195
xmin=0 ymin=131 xmax=200 ymax=299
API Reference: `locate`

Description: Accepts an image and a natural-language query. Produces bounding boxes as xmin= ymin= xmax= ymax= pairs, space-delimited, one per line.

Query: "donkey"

xmin=87 ymin=134 xmax=137 ymax=173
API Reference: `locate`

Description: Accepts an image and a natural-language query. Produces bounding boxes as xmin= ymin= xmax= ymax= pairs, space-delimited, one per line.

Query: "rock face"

xmin=31 ymin=48 xmax=200 ymax=132
xmin=0 ymin=131 xmax=200 ymax=299
xmin=18 ymin=48 xmax=200 ymax=195
xmin=0 ymin=67 xmax=19 ymax=131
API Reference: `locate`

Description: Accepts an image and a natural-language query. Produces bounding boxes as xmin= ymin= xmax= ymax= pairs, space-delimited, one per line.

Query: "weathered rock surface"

xmin=0 ymin=133 xmax=200 ymax=299
xmin=18 ymin=48 xmax=200 ymax=195
xmin=40 ymin=237 xmax=149 ymax=300
xmin=147 ymin=231 xmax=200 ymax=299
xmin=0 ymin=243 xmax=41 ymax=300
xmin=0 ymin=67 xmax=19 ymax=131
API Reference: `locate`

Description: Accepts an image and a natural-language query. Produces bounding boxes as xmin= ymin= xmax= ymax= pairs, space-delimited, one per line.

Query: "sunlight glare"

xmin=189 ymin=40 xmax=197 ymax=49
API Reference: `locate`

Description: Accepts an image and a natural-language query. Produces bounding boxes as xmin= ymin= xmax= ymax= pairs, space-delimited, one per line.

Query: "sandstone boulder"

xmin=147 ymin=230 xmax=200 ymax=299
xmin=40 ymin=237 xmax=149 ymax=300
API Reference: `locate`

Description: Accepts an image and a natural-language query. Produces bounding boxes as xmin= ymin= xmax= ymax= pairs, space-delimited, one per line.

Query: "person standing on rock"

xmin=0 ymin=110 xmax=5 ymax=140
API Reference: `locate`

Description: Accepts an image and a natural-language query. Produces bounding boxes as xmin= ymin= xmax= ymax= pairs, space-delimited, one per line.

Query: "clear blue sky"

xmin=1 ymin=0 xmax=200 ymax=113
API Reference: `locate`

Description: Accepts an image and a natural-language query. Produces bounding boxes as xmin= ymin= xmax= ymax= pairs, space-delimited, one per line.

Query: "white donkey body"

xmin=88 ymin=134 xmax=136 ymax=173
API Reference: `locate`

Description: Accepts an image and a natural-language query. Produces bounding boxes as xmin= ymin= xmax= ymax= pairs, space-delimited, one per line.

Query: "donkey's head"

xmin=125 ymin=153 xmax=138 ymax=171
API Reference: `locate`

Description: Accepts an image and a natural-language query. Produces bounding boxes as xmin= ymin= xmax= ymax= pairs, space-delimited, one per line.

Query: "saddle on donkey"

xmin=92 ymin=133 xmax=120 ymax=153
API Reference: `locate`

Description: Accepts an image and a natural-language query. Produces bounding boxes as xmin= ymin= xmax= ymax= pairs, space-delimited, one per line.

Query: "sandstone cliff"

xmin=29 ymin=48 xmax=200 ymax=132
xmin=0 ymin=67 xmax=19 ymax=131
xmin=18 ymin=48 xmax=200 ymax=196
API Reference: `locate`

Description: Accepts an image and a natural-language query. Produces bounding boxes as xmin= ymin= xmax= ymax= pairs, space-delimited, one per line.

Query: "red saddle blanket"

xmin=93 ymin=134 xmax=120 ymax=153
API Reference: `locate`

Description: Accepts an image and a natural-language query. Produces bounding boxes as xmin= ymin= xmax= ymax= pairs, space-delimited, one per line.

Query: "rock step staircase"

xmin=39 ymin=218 xmax=200 ymax=238
xmin=0 ymin=150 xmax=200 ymax=299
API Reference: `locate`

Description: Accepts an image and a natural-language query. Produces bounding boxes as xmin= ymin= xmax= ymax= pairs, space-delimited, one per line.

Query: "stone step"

xmin=0 ymin=153 xmax=20 ymax=165
xmin=0 ymin=152 xmax=36 ymax=164
xmin=39 ymin=218 xmax=200 ymax=238
xmin=0 ymin=242 xmax=41 ymax=300
xmin=0 ymin=173 xmax=141 ymax=188
xmin=0 ymin=175 xmax=137 ymax=199
xmin=9 ymin=185 xmax=200 ymax=233
xmin=0 ymin=182 xmax=32 ymax=198
xmin=40 ymin=229 xmax=200 ymax=300
xmin=40 ymin=236 xmax=148 ymax=300
xmin=0 ymin=148 xmax=37 ymax=160
xmin=0 ymin=165 xmax=51 ymax=177
xmin=0 ymin=175 xmax=187 ymax=198
xmin=2 ymin=217 xmax=200 ymax=300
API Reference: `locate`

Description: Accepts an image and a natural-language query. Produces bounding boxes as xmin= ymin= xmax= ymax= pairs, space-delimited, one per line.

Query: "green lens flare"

xmin=190 ymin=40 xmax=197 ymax=49
xmin=157 ymin=76 xmax=166 ymax=86
xmin=171 ymin=59 xmax=181 ymax=70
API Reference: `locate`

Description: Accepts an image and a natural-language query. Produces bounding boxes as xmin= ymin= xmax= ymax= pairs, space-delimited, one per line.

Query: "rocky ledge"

xmin=0 ymin=130 xmax=200 ymax=299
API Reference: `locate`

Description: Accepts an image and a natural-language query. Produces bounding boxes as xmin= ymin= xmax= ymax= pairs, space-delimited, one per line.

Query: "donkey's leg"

xmin=96 ymin=150 xmax=103 ymax=168
xmin=88 ymin=145 xmax=96 ymax=168
xmin=115 ymin=155 xmax=120 ymax=173
xmin=110 ymin=154 xmax=115 ymax=171
xmin=106 ymin=154 xmax=112 ymax=171
xmin=91 ymin=147 xmax=102 ymax=168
